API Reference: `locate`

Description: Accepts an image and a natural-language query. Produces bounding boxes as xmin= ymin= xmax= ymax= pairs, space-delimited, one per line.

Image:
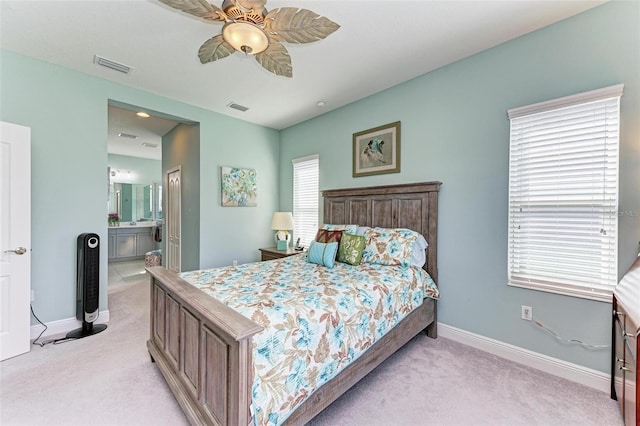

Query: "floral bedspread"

xmin=179 ymin=255 xmax=439 ymax=425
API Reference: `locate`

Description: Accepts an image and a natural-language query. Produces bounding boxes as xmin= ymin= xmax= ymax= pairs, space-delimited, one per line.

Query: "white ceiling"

xmin=107 ymin=105 xmax=177 ymax=160
xmin=1 ymin=0 xmax=606 ymax=157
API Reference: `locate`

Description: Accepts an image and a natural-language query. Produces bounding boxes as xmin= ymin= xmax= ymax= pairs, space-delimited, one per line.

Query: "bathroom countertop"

xmin=110 ymin=222 xmax=159 ymax=228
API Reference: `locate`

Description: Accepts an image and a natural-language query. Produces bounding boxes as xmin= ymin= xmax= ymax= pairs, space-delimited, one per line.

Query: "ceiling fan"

xmin=158 ymin=0 xmax=340 ymax=78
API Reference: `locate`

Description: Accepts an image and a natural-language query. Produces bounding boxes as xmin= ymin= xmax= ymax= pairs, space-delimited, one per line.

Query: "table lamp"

xmin=271 ymin=212 xmax=294 ymax=250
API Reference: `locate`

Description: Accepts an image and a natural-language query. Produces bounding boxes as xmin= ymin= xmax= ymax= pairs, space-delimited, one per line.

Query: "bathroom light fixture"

xmin=142 ymin=142 xmax=159 ymax=148
xmin=136 ymin=112 xmax=150 ymax=118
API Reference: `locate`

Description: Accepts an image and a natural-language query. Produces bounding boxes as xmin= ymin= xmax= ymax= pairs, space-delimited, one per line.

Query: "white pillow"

xmin=355 ymin=226 xmax=371 ymax=236
xmin=411 ymin=234 xmax=428 ymax=268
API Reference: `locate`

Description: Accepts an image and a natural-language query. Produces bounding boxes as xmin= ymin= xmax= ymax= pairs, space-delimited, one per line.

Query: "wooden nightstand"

xmin=259 ymin=247 xmax=302 ymax=261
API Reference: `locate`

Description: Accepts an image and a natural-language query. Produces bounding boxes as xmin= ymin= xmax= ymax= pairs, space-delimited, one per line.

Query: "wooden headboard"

xmin=322 ymin=181 xmax=442 ymax=283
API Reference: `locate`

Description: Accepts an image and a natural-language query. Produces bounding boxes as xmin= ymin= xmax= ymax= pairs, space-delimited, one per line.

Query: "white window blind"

xmin=507 ymin=84 xmax=623 ymax=301
xmin=293 ymin=154 xmax=319 ymax=248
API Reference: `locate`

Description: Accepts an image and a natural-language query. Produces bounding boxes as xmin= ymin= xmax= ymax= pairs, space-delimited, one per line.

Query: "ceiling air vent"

xmin=117 ymin=132 xmax=137 ymax=139
xmin=94 ymin=55 xmax=133 ymax=74
xmin=227 ymin=102 xmax=249 ymax=112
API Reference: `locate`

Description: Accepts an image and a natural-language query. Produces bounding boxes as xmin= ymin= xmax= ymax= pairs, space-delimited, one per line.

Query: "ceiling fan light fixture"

xmin=222 ymin=21 xmax=269 ymax=55
xmin=160 ymin=0 xmax=339 ymax=77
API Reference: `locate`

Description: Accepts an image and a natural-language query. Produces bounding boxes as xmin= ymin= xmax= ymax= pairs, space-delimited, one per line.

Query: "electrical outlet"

xmin=232 ymin=260 xmax=238 ymax=267
xmin=521 ymin=305 xmax=532 ymax=321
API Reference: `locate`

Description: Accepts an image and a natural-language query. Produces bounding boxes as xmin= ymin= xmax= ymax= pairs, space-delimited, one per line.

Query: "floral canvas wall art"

xmin=221 ymin=166 xmax=257 ymax=207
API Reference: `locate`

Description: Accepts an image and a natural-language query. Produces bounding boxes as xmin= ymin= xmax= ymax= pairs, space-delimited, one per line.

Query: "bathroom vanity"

xmin=108 ymin=223 xmax=159 ymax=262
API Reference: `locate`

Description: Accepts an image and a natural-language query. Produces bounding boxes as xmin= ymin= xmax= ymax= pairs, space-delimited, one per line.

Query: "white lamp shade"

xmin=271 ymin=212 xmax=294 ymax=230
xmin=271 ymin=212 xmax=294 ymax=245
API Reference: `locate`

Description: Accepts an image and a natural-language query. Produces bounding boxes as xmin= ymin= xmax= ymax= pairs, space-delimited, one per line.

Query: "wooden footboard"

xmin=146 ymin=266 xmax=263 ymax=425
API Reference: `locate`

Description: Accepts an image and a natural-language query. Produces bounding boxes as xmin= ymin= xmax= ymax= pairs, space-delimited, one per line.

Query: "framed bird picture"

xmin=352 ymin=121 xmax=401 ymax=177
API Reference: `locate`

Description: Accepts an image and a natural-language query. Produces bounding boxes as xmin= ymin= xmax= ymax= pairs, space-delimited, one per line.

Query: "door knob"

xmin=4 ymin=247 xmax=27 ymax=255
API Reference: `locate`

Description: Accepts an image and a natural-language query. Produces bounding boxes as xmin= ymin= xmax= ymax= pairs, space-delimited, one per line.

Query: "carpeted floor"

xmin=0 ymin=260 xmax=623 ymax=425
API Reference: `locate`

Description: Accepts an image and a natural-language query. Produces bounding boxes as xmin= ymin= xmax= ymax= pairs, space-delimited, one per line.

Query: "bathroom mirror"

xmin=109 ymin=182 xmax=162 ymax=222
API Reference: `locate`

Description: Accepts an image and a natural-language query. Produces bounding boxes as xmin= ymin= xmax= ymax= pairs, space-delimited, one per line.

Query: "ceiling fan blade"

xmin=265 ymin=8 xmax=340 ymax=44
xmin=255 ymin=42 xmax=292 ymax=78
xmin=158 ymin=0 xmax=225 ymax=22
xmin=198 ymin=35 xmax=235 ymax=64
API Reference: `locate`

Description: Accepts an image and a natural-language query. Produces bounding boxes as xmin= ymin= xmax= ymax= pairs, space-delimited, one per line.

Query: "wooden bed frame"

xmin=146 ymin=181 xmax=441 ymax=425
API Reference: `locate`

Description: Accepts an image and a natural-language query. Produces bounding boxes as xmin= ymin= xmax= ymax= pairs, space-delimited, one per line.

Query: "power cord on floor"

xmin=51 ymin=336 xmax=77 ymax=345
xmin=30 ymin=305 xmax=48 ymax=347
xmin=532 ymin=317 xmax=610 ymax=349
xmin=30 ymin=305 xmax=78 ymax=347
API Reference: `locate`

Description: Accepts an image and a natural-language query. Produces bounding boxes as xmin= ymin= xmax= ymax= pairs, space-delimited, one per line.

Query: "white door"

xmin=167 ymin=167 xmax=181 ymax=273
xmin=0 ymin=121 xmax=31 ymax=360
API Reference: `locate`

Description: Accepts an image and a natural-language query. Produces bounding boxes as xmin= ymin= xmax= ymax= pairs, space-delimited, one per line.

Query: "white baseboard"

xmin=438 ymin=323 xmax=610 ymax=393
xmin=30 ymin=310 xmax=110 ymax=340
xmin=28 ymin=317 xmax=608 ymax=391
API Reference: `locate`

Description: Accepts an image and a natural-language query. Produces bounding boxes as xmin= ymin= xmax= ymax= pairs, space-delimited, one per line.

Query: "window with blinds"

xmin=507 ymin=84 xmax=623 ymax=301
xmin=292 ymin=154 xmax=319 ymax=248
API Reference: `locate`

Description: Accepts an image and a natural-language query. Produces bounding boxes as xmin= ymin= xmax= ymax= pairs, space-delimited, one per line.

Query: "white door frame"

xmin=0 ymin=121 xmax=31 ymax=360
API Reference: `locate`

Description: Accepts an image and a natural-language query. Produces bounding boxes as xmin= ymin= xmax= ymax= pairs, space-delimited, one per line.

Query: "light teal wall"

xmin=107 ymin=153 xmax=162 ymax=184
xmin=162 ymin=123 xmax=201 ymax=271
xmin=0 ymin=50 xmax=280 ymax=324
xmin=198 ymin=120 xmax=281 ymax=267
xmin=279 ymin=1 xmax=640 ymax=373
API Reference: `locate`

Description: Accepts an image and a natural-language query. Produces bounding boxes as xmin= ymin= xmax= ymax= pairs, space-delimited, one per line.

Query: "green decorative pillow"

xmin=337 ymin=233 xmax=366 ymax=265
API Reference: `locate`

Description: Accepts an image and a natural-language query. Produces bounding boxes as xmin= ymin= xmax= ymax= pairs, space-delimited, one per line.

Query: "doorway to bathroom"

xmin=106 ymin=100 xmax=197 ymax=299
